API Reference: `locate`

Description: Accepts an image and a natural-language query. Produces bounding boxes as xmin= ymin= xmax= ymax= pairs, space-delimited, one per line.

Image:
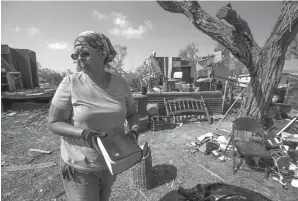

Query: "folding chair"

xmin=231 ymin=118 xmax=271 ymax=177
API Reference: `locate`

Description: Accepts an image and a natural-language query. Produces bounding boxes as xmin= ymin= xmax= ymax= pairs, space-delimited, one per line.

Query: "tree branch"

xmin=216 ymin=3 xmax=256 ymax=48
xmin=250 ymin=2 xmax=298 ymax=88
xmin=216 ymin=3 xmax=261 ymax=74
xmin=263 ymin=2 xmax=298 ymax=54
xmin=156 ymin=1 xmax=258 ymax=68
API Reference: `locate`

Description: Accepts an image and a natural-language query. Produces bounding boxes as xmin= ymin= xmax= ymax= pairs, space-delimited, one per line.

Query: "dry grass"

xmin=1 ymin=108 xmax=298 ymax=201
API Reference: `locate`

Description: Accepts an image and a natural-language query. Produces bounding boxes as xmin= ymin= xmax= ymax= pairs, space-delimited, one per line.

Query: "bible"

xmin=93 ymin=132 xmax=143 ymax=175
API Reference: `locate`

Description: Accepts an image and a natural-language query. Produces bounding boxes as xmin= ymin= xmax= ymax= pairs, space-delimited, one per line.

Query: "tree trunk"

xmin=238 ymin=53 xmax=285 ymax=128
xmin=157 ymin=1 xmax=298 ymax=128
xmin=239 ymin=3 xmax=298 ymax=128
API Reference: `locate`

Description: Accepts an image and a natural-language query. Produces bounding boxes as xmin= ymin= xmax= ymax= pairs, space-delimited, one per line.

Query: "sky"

xmin=1 ymin=1 xmax=297 ymax=73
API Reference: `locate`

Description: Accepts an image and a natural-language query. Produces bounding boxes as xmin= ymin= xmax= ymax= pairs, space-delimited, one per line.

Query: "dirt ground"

xmin=1 ymin=106 xmax=298 ymax=201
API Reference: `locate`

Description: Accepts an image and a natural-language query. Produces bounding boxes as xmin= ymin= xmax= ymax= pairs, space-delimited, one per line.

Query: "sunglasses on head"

xmin=71 ymin=51 xmax=90 ymax=60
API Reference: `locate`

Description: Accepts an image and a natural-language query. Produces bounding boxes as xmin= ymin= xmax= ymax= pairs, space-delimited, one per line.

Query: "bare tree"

xmin=178 ymin=42 xmax=200 ymax=63
xmin=134 ymin=61 xmax=151 ymax=79
xmin=106 ymin=44 xmax=128 ymax=76
xmin=38 ymin=63 xmax=64 ymax=86
xmin=157 ymin=1 xmax=298 ymax=128
xmin=134 ymin=55 xmax=162 ymax=78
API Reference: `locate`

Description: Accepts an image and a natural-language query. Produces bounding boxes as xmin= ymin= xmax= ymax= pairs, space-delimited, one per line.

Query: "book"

xmin=95 ymin=133 xmax=143 ymax=175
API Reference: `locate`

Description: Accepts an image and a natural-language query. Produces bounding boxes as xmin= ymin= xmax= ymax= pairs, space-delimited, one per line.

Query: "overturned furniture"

xmin=147 ymin=91 xmax=223 ymax=116
xmin=164 ymin=96 xmax=212 ymax=124
xmin=146 ymin=91 xmax=222 ymax=131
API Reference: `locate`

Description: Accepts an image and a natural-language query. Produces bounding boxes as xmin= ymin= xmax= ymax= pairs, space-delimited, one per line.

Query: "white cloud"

xmin=109 ymin=26 xmax=145 ymax=39
xmin=109 ymin=12 xmax=153 ymax=39
xmin=112 ymin=12 xmax=130 ymax=28
xmin=92 ymin=10 xmax=107 ymax=21
xmin=46 ymin=42 xmax=69 ymax=50
xmin=144 ymin=21 xmax=153 ymax=30
xmin=27 ymin=26 xmax=40 ymax=36
xmin=15 ymin=26 xmax=20 ymax=32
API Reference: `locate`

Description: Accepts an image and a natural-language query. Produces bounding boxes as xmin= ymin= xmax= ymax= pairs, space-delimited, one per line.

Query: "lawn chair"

xmin=231 ymin=118 xmax=271 ymax=177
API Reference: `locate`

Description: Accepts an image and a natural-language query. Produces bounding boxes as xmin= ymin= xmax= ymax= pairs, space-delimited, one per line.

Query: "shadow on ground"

xmin=160 ymin=190 xmax=184 ymax=201
xmin=150 ymin=164 xmax=177 ymax=189
xmin=160 ymin=182 xmax=274 ymax=201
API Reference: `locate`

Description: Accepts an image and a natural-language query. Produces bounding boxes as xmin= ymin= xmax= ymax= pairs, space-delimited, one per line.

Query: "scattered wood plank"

xmin=28 ymin=149 xmax=52 ymax=154
xmin=1 ymin=162 xmax=57 ymax=172
xmin=6 ymin=112 xmax=17 ymax=116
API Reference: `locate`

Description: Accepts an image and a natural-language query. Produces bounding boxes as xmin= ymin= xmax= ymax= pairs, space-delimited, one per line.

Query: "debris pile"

xmin=2 ymin=86 xmax=56 ymax=98
xmin=189 ymin=113 xmax=298 ymax=189
xmin=190 ymin=131 xmax=234 ymax=162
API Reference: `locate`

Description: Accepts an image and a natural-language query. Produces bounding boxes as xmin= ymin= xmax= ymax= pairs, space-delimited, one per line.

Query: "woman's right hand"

xmin=81 ymin=129 xmax=107 ymax=148
xmin=126 ymin=130 xmax=138 ymax=143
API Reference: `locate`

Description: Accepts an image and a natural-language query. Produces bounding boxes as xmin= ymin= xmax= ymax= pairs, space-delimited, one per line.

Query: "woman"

xmin=48 ymin=31 xmax=140 ymax=201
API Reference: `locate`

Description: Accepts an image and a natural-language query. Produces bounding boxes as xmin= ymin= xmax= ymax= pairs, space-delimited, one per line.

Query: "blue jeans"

xmin=60 ymin=158 xmax=117 ymax=201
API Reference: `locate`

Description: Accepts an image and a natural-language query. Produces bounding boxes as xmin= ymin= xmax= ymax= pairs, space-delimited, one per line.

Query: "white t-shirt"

xmin=51 ymin=72 xmax=138 ymax=172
